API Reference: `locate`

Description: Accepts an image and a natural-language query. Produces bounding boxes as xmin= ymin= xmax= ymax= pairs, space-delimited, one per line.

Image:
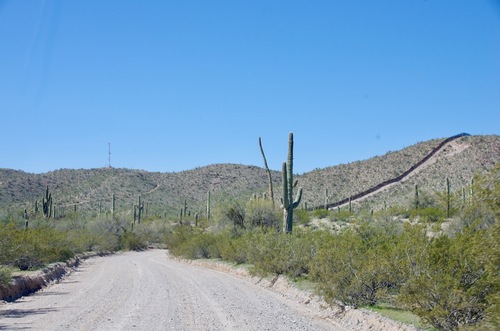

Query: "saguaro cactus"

xmin=137 ymin=196 xmax=144 ymax=224
xmin=415 ymin=184 xmax=419 ymax=210
xmin=470 ymin=177 xmax=474 ymax=203
xmin=259 ymin=137 xmax=274 ymax=208
xmin=446 ymin=177 xmax=451 ymax=218
xmin=112 ymin=193 xmax=116 ymax=219
xmin=183 ymin=199 xmax=188 ymax=218
xmin=42 ymin=186 xmax=53 ymax=218
xmin=281 ymin=132 xmax=302 ymax=233
xmin=207 ymin=191 xmax=211 ymax=220
xmin=324 ymin=189 xmax=329 ymax=210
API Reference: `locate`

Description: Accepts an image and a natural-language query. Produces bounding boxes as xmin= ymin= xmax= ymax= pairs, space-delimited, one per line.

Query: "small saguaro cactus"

xmin=42 ymin=186 xmax=53 ymax=218
xmin=281 ymin=132 xmax=302 ymax=233
xmin=183 ymin=199 xmax=188 ymax=218
xmin=415 ymin=184 xmax=419 ymax=210
xmin=324 ymin=188 xmax=329 ymax=210
xmin=112 ymin=193 xmax=116 ymax=219
xmin=462 ymin=187 xmax=466 ymax=209
xmin=207 ymin=191 xmax=211 ymax=220
xmin=134 ymin=196 xmax=144 ymax=224
xmin=446 ymin=177 xmax=451 ymax=218
xmin=470 ymin=177 xmax=474 ymax=203
xmin=24 ymin=209 xmax=29 ymax=229
xmin=137 ymin=196 xmax=144 ymax=224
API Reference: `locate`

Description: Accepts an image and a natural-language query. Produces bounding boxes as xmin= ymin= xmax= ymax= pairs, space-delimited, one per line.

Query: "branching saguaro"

xmin=42 ymin=185 xmax=53 ymax=218
xmin=259 ymin=137 xmax=274 ymax=208
xmin=281 ymin=132 xmax=302 ymax=233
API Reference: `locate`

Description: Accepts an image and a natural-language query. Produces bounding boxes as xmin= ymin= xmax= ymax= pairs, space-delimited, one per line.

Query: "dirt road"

xmin=0 ymin=250 xmax=346 ymax=330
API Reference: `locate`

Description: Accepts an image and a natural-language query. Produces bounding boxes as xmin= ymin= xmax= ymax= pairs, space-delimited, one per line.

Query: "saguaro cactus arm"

xmin=293 ymin=187 xmax=303 ymax=209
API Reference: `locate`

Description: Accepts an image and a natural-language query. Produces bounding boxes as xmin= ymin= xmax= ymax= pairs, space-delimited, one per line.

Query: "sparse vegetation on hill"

xmin=0 ymin=135 xmax=498 ymax=218
xmin=1 ymin=134 xmax=499 ymax=330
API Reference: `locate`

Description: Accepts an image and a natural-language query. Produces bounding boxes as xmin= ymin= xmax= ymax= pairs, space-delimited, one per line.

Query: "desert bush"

xmin=295 ymin=209 xmax=310 ymax=226
xmin=214 ymin=230 xmax=249 ymax=264
xmin=398 ymin=166 xmax=500 ymax=330
xmin=245 ymin=199 xmax=280 ymax=229
xmin=399 ymin=222 xmax=499 ymax=330
xmin=310 ymin=222 xmax=411 ymax=308
xmin=213 ymin=199 xmax=246 ymax=229
xmin=0 ymin=266 xmax=12 ymax=287
xmin=246 ymin=229 xmax=321 ymax=278
xmin=165 ymin=225 xmax=219 ymax=259
xmin=410 ymin=206 xmax=446 ymax=223
xmin=330 ymin=209 xmax=353 ymax=222
xmin=312 ymin=209 xmax=330 ymax=219
xmin=118 ymin=231 xmax=147 ymax=251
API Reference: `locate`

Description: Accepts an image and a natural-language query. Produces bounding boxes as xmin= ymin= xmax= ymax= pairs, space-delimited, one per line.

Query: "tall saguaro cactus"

xmin=259 ymin=137 xmax=274 ymax=208
xmin=281 ymin=132 xmax=302 ymax=233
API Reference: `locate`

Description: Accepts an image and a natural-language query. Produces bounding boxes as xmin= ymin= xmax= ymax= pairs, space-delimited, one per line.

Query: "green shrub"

xmin=312 ymin=209 xmax=330 ymax=219
xmin=331 ymin=209 xmax=353 ymax=222
xmin=410 ymin=207 xmax=446 ymax=222
xmin=166 ymin=226 xmax=220 ymax=259
xmin=310 ymin=222 xmax=411 ymax=308
xmin=295 ymin=209 xmax=310 ymax=226
xmin=213 ymin=199 xmax=246 ymax=229
xmin=398 ymin=221 xmax=499 ymax=330
xmin=0 ymin=266 xmax=12 ymax=287
xmin=246 ymin=229 xmax=319 ymax=278
xmin=214 ymin=230 xmax=249 ymax=264
xmin=118 ymin=232 xmax=147 ymax=251
xmin=245 ymin=200 xmax=280 ymax=229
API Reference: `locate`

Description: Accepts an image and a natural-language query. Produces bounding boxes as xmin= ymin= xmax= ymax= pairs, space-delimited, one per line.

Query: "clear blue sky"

xmin=1 ymin=1 xmax=499 ymax=174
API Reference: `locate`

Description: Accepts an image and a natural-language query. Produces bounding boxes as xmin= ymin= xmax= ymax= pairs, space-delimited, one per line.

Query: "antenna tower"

xmin=108 ymin=142 xmax=112 ymax=168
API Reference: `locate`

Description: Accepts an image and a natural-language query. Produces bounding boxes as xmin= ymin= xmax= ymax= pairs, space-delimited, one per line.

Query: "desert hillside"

xmin=0 ymin=134 xmax=498 ymax=217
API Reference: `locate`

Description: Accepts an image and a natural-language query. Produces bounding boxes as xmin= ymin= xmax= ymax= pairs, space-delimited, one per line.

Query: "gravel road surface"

xmin=0 ymin=250 xmax=347 ymax=330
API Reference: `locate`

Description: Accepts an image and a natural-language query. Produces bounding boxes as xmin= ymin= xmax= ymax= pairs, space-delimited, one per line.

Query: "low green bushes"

xmin=0 ymin=215 xmax=171 ymax=271
xmin=0 ymin=224 xmax=75 ymax=270
xmin=164 ymin=225 xmax=220 ymax=259
xmin=165 ymin=216 xmax=498 ymax=330
xmin=410 ymin=206 xmax=446 ymax=222
xmin=0 ymin=266 xmax=12 ymax=287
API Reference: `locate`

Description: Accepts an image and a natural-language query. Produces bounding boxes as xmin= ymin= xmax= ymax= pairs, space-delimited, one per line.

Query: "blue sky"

xmin=1 ymin=1 xmax=499 ymax=174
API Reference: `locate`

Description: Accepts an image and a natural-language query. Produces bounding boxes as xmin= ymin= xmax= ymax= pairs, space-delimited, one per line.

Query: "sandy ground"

xmin=0 ymin=250 xmax=416 ymax=331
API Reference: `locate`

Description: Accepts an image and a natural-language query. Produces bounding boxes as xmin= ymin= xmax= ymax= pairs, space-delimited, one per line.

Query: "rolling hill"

xmin=1 ymin=134 xmax=498 ymax=218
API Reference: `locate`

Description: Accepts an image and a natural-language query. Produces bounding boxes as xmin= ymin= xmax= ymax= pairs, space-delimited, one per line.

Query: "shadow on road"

xmin=0 ymin=306 xmax=59 ymax=330
xmin=0 ymin=307 xmax=58 ymax=319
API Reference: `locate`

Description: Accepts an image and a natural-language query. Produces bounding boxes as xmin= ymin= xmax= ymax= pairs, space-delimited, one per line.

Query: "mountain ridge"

xmin=1 ymin=134 xmax=498 ymax=217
